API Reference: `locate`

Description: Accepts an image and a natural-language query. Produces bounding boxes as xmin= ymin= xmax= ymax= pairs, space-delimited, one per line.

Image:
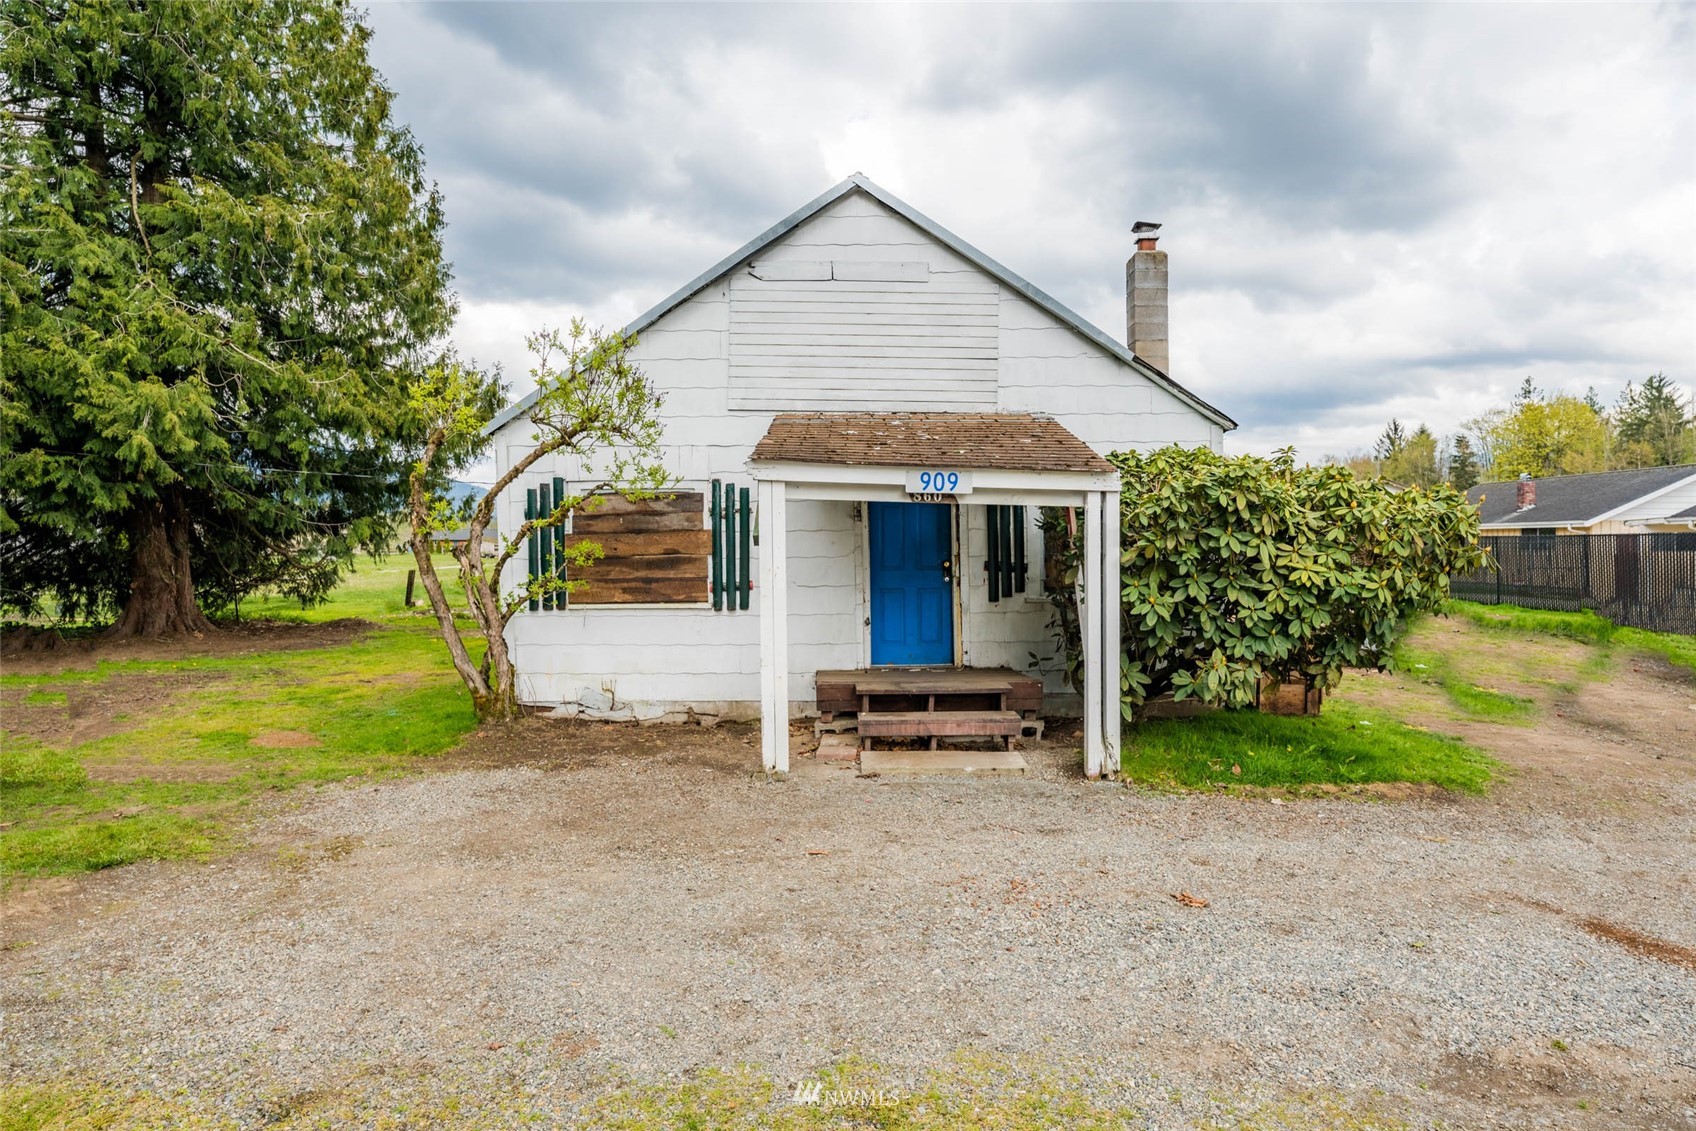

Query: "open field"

xmin=3 ymin=597 xmax=1694 ymax=1129
xmin=1 ymin=556 xmax=476 ymax=877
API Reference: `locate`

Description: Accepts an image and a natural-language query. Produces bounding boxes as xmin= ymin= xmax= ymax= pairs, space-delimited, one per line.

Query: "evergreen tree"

xmin=1373 ymin=419 xmax=1408 ymax=464
xmin=1447 ymin=434 xmax=1480 ymax=492
xmin=1614 ymin=374 xmax=1694 ymax=467
xmin=1384 ymin=424 xmax=1439 ymax=488
xmin=1 ymin=0 xmax=454 ymax=633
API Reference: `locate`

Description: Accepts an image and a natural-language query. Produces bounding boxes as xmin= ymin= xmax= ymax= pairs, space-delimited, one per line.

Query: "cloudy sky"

xmin=363 ymin=1 xmax=1695 ymax=461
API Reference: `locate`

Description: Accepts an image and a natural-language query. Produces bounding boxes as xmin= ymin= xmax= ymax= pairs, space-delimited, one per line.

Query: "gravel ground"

xmin=4 ymin=714 xmax=1694 ymax=1130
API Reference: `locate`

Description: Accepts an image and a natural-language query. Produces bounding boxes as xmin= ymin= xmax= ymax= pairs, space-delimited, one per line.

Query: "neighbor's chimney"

xmin=1516 ymin=472 xmax=1536 ymax=510
xmin=1127 ymin=221 xmax=1169 ymax=375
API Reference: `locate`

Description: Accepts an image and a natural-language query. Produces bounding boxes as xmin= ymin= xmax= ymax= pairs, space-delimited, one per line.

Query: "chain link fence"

xmin=1452 ymin=533 xmax=1696 ymax=635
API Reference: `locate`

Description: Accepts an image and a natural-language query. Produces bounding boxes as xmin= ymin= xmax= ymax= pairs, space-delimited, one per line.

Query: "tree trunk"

xmin=108 ymin=492 xmax=215 ymax=637
xmin=473 ymin=678 xmax=522 ymax=723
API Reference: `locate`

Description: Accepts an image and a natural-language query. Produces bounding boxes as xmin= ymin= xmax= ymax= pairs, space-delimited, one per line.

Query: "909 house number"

xmin=903 ymin=469 xmax=973 ymax=499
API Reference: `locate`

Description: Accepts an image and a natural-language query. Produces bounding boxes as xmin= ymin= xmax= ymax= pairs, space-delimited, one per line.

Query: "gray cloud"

xmin=921 ymin=4 xmax=1461 ymax=233
xmin=363 ymin=1 xmax=1695 ymax=460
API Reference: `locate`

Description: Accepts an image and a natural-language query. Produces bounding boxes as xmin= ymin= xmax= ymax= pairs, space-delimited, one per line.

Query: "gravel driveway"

xmin=4 ymin=715 xmax=1695 ymax=1129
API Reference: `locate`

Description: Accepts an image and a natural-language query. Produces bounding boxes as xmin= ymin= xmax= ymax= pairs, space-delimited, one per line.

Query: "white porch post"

xmin=1101 ymin=485 xmax=1121 ymax=779
xmin=758 ymin=478 xmax=790 ymax=773
xmin=1082 ymin=490 xmax=1105 ymax=778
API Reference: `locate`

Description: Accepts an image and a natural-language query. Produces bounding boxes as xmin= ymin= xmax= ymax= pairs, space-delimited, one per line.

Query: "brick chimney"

xmin=1126 ymin=221 xmax=1169 ymax=375
xmin=1516 ymin=473 xmax=1536 ymax=510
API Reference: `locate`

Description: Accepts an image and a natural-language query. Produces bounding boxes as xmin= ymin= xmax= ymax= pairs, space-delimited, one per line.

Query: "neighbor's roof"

xmin=1467 ymin=464 xmax=1696 ymax=527
xmin=485 ymin=174 xmax=1235 ymax=436
xmin=750 ymin=412 xmax=1115 ymax=475
xmin=1665 ymin=503 xmax=1696 ymax=521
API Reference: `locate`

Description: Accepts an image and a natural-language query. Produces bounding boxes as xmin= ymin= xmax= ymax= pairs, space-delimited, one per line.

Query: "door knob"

xmin=940 ymin=559 xmax=954 ymax=584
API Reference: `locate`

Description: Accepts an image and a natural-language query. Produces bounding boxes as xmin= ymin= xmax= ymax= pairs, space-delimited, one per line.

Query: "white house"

xmin=485 ymin=176 xmax=1235 ymax=778
xmin=1468 ymin=465 xmax=1696 ymax=535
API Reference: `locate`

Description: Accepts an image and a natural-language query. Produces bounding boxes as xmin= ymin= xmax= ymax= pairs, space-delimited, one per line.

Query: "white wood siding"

xmin=727 ymin=195 xmax=999 ymax=412
xmin=491 ymin=189 xmax=1224 ymax=717
xmin=998 ymin=296 xmax=1218 ymax=455
xmin=1614 ymin=476 xmax=1696 ymax=526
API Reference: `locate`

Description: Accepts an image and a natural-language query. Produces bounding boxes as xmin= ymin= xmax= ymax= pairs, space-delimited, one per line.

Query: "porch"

xmin=750 ymin=411 xmax=1123 ymax=779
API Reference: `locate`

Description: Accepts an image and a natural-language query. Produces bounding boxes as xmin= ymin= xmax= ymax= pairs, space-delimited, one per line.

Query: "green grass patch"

xmin=1446 ymin=600 xmax=1695 ymax=676
xmin=0 ymin=1055 xmax=1418 ymax=1130
xmin=237 ymin=551 xmax=470 ymax=624
xmin=1122 ymin=706 xmax=1496 ymax=794
xmin=1 ymin=556 xmax=482 ymax=879
xmin=1392 ymin=644 xmax=1536 ymax=720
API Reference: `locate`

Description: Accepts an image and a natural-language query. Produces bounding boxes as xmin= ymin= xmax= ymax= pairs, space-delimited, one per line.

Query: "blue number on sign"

xmin=946 ymin=471 xmax=959 ymax=492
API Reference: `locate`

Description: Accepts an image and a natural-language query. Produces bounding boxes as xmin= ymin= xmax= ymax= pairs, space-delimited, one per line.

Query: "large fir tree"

xmin=0 ymin=0 xmax=454 ymax=633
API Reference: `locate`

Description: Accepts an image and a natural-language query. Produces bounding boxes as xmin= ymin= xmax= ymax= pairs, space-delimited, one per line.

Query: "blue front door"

xmin=869 ymin=502 xmax=955 ymax=665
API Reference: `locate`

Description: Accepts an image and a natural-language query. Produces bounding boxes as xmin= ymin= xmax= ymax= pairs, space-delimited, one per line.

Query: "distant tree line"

xmin=1328 ymin=374 xmax=1695 ymax=490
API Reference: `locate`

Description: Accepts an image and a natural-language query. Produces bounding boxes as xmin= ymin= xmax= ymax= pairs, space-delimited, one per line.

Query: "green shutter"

xmin=553 ymin=476 xmax=567 ymax=599
xmin=710 ymin=479 xmax=723 ymax=611
xmin=723 ymin=484 xmax=737 ymax=607
xmin=739 ymin=486 xmax=751 ymax=611
xmin=1012 ymin=506 xmax=1027 ymax=593
xmin=526 ymin=488 xmax=539 ymax=612
xmin=538 ymin=481 xmax=554 ymax=611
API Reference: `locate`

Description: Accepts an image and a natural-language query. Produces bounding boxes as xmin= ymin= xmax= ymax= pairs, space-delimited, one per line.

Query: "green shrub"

xmin=1051 ymin=447 xmax=1488 ymax=713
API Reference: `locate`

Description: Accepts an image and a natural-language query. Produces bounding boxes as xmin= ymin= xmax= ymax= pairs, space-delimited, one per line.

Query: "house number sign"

xmin=904 ymin=470 xmax=973 ymax=501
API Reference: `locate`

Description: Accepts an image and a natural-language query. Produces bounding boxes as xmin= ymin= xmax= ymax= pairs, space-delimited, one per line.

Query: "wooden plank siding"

xmin=568 ymin=492 xmax=709 ymax=605
xmin=728 ymin=270 xmax=999 ymax=411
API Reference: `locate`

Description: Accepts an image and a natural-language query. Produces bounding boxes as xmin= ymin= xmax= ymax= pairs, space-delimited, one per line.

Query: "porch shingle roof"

xmin=750 ymin=412 xmax=1114 ymax=474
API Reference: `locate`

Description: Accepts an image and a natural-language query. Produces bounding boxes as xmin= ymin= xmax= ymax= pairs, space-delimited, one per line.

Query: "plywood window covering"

xmin=709 ymin=479 xmax=752 ymax=611
xmin=524 ymin=486 xmax=711 ymax=607
xmin=984 ymin=505 xmax=1029 ymax=603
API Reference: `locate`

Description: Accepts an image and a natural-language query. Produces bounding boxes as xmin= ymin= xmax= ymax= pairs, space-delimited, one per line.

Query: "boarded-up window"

xmin=567 ymin=492 xmax=708 ymax=605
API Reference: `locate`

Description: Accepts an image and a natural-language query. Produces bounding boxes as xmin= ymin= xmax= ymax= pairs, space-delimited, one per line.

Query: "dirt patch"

xmin=251 ymin=730 xmax=322 ymax=749
xmin=1433 ymin=1042 xmax=1689 ymax=1131
xmin=0 ymin=671 xmax=228 ymax=748
xmin=0 ymin=618 xmax=375 ymax=676
xmin=1578 ymin=916 xmax=1696 ymax=972
xmin=440 ymin=715 xmax=763 ymax=774
xmin=1336 ymin=620 xmax=1696 ymax=817
xmin=1505 ymin=894 xmax=1696 ymax=972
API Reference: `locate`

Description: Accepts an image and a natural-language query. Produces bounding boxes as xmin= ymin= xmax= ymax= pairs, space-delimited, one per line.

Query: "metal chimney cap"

xmin=1132 ymin=220 xmax=1162 ymax=234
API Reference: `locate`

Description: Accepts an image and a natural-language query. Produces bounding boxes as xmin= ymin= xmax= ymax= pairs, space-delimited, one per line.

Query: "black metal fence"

xmin=1452 ymin=533 xmax=1696 ymax=635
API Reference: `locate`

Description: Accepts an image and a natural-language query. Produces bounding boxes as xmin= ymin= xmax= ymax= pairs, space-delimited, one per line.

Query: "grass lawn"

xmin=1 ymin=555 xmax=478 ymax=879
xmin=1444 ymin=600 xmax=1696 ymax=675
xmin=1121 ymin=704 xmax=1496 ymax=794
xmin=0 ymin=1056 xmax=1415 ymax=1131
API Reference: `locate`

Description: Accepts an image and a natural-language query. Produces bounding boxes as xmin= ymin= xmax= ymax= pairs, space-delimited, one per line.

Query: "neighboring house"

xmin=485 ymin=175 xmax=1235 ymax=777
xmin=1467 ymin=465 xmax=1696 ymax=536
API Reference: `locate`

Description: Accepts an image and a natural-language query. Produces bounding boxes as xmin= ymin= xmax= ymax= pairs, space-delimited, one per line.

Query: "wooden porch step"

xmin=857 ymin=710 xmax=1023 ymax=738
xmin=859 ymin=749 xmax=1027 ymax=776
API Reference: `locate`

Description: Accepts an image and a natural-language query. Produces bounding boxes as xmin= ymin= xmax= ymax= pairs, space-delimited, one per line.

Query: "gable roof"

xmin=750 ymin=412 xmax=1114 ymax=475
xmin=1467 ymin=464 xmax=1696 ymax=527
xmin=486 ymin=174 xmax=1236 ymax=435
